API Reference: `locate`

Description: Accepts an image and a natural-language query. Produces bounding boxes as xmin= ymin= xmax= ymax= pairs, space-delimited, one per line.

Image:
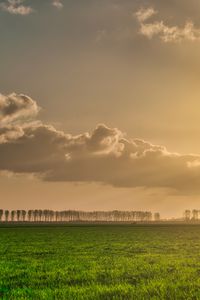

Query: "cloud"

xmin=0 ymin=0 xmax=64 ymax=14
xmin=135 ymin=7 xmax=200 ymax=43
xmin=2 ymin=93 xmax=200 ymax=194
xmin=0 ymin=93 xmax=40 ymax=124
xmin=52 ymin=0 xmax=63 ymax=9
xmin=0 ymin=0 xmax=33 ymax=15
xmin=135 ymin=7 xmax=156 ymax=23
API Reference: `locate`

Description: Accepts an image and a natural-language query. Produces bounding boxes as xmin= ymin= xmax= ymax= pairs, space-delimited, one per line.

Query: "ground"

xmin=0 ymin=224 xmax=200 ymax=299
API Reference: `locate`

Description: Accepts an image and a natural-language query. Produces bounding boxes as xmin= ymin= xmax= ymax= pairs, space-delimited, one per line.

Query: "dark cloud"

xmin=0 ymin=93 xmax=39 ymax=124
xmin=1 ymin=92 xmax=200 ymax=193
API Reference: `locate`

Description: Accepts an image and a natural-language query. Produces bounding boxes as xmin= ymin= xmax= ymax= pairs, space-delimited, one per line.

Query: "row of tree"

xmin=184 ymin=210 xmax=200 ymax=221
xmin=0 ymin=209 xmax=161 ymax=222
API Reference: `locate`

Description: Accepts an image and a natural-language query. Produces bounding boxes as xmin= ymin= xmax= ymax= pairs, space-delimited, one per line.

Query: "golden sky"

xmin=1 ymin=0 xmax=200 ymax=217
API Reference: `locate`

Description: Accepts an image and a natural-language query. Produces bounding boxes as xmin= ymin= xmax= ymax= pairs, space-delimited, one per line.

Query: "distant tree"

xmin=5 ymin=210 xmax=9 ymax=222
xmin=192 ymin=210 xmax=198 ymax=221
xmin=28 ymin=210 xmax=33 ymax=222
xmin=154 ymin=213 xmax=160 ymax=221
xmin=145 ymin=212 xmax=152 ymax=222
xmin=22 ymin=210 xmax=26 ymax=222
xmin=0 ymin=209 xmax=159 ymax=223
xmin=51 ymin=210 xmax=55 ymax=222
xmin=55 ymin=211 xmax=59 ymax=222
xmin=38 ymin=210 xmax=43 ymax=222
xmin=11 ymin=210 xmax=16 ymax=222
xmin=184 ymin=210 xmax=191 ymax=221
xmin=34 ymin=210 xmax=39 ymax=222
xmin=16 ymin=210 xmax=21 ymax=222
xmin=43 ymin=210 xmax=49 ymax=222
xmin=0 ymin=210 xmax=3 ymax=222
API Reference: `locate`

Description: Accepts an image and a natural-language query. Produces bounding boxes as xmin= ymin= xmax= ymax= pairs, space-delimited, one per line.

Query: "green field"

xmin=1 ymin=224 xmax=200 ymax=299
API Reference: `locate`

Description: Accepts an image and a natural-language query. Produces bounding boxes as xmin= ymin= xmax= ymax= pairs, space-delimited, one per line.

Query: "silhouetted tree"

xmin=16 ymin=210 xmax=21 ymax=222
xmin=154 ymin=212 xmax=160 ymax=221
xmin=28 ymin=210 xmax=33 ymax=222
xmin=43 ymin=210 xmax=49 ymax=222
xmin=0 ymin=209 xmax=160 ymax=223
xmin=5 ymin=210 xmax=9 ymax=222
xmin=22 ymin=210 xmax=26 ymax=222
xmin=192 ymin=210 xmax=198 ymax=221
xmin=11 ymin=210 xmax=16 ymax=222
xmin=0 ymin=210 xmax=3 ymax=222
xmin=38 ymin=210 xmax=43 ymax=222
xmin=184 ymin=210 xmax=191 ymax=221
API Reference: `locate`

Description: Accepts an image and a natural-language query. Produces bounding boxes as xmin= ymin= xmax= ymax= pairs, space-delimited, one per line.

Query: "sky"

xmin=1 ymin=0 xmax=200 ymax=217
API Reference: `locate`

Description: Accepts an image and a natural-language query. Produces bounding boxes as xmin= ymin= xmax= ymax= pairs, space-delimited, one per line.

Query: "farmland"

xmin=1 ymin=224 xmax=200 ymax=299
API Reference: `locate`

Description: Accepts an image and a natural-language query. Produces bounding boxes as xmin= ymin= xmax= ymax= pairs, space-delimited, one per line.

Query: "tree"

xmin=11 ymin=210 xmax=16 ymax=222
xmin=5 ymin=210 xmax=9 ymax=222
xmin=0 ymin=210 xmax=3 ymax=222
xmin=43 ymin=210 xmax=49 ymax=222
xmin=55 ymin=211 xmax=60 ymax=222
xmin=28 ymin=210 xmax=32 ymax=222
xmin=184 ymin=210 xmax=191 ymax=221
xmin=16 ymin=210 xmax=21 ymax=222
xmin=192 ymin=210 xmax=198 ymax=221
xmin=154 ymin=213 xmax=160 ymax=221
xmin=34 ymin=210 xmax=39 ymax=222
xmin=0 ymin=209 xmax=158 ymax=223
xmin=22 ymin=210 xmax=26 ymax=222
xmin=38 ymin=210 xmax=43 ymax=222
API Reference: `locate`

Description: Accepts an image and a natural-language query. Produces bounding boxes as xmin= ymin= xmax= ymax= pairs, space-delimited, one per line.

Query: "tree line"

xmin=184 ymin=210 xmax=200 ymax=221
xmin=0 ymin=209 xmax=161 ymax=222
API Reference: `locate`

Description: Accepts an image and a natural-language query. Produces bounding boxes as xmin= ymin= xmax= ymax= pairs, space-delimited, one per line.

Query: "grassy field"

xmin=1 ymin=224 xmax=200 ymax=299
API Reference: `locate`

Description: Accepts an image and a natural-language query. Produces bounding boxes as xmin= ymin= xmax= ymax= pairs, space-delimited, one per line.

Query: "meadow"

xmin=1 ymin=224 xmax=200 ymax=299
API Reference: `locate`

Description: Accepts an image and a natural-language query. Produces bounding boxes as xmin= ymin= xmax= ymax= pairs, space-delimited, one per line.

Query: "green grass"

xmin=1 ymin=224 xmax=200 ymax=299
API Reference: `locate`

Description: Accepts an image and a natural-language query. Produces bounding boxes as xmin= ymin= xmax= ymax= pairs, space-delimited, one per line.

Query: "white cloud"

xmin=0 ymin=0 xmax=33 ymax=15
xmin=135 ymin=7 xmax=200 ymax=43
xmin=135 ymin=7 xmax=157 ymax=23
xmin=52 ymin=0 xmax=63 ymax=9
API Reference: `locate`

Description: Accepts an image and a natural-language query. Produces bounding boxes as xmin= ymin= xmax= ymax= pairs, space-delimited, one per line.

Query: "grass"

xmin=1 ymin=224 xmax=200 ymax=299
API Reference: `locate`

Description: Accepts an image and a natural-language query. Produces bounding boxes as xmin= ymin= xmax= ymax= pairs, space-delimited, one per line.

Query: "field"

xmin=1 ymin=224 xmax=200 ymax=299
